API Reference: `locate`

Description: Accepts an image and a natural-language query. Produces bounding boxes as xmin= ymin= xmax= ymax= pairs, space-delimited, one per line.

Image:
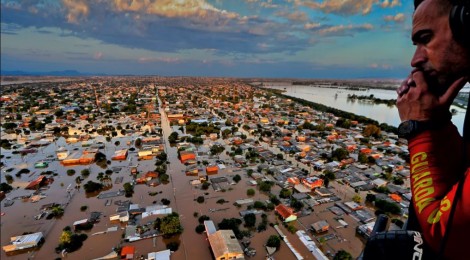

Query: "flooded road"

xmin=0 ymin=101 xmax=308 ymax=260
xmin=1 ymin=92 xmax=364 ymax=260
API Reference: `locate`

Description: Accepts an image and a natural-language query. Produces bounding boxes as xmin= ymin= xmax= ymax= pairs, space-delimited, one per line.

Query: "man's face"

xmin=411 ymin=0 xmax=469 ymax=95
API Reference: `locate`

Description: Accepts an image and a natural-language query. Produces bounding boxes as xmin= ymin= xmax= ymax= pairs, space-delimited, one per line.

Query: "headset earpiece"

xmin=449 ymin=1 xmax=470 ymax=44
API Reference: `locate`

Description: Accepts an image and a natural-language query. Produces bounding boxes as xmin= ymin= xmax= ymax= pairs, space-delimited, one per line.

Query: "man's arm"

xmin=408 ymin=122 xmax=468 ymax=256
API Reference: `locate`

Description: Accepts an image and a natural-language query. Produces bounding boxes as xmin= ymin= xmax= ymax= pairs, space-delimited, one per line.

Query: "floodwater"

xmin=266 ymin=84 xmax=466 ymax=134
xmin=1 ymin=97 xmax=324 ymax=260
xmin=1 ymin=92 xmax=370 ymax=260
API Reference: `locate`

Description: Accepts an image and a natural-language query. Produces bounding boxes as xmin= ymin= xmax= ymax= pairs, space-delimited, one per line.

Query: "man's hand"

xmin=396 ymin=71 xmax=467 ymax=122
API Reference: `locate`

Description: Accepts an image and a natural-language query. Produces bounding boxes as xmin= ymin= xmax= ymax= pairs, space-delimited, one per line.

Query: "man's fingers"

xmin=440 ymin=77 xmax=469 ymax=106
xmin=412 ymin=71 xmax=429 ymax=92
xmin=397 ymin=75 xmax=414 ymax=96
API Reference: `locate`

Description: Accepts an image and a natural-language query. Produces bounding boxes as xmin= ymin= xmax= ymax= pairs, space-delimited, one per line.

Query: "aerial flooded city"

xmin=1 ymin=76 xmax=415 ymax=260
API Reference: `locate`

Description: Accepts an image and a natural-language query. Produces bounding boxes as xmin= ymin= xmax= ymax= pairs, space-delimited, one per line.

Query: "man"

xmin=396 ymin=0 xmax=470 ymax=258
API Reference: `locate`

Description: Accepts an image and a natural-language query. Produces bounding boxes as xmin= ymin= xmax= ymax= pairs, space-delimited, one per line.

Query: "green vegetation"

xmin=83 ymin=181 xmax=104 ymax=193
xmin=279 ymin=188 xmax=292 ymax=199
xmin=160 ymin=212 xmax=183 ymax=237
xmin=123 ymin=182 xmax=134 ymax=197
xmin=374 ymin=199 xmax=401 ymax=215
xmin=80 ymin=205 xmax=88 ymax=211
xmin=81 ymin=169 xmax=90 ymax=177
xmin=272 ymin=91 xmax=397 ymax=134
xmin=218 ymin=218 xmax=243 ymax=238
xmin=198 ymin=215 xmax=210 ymax=224
xmin=56 ymin=226 xmax=88 ymax=253
xmin=210 ymin=144 xmax=225 ymax=155
xmin=334 ymin=250 xmax=353 ymax=260
xmin=258 ymin=181 xmax=274 ymax=193
xmin=168 ymin=132 xmax=179 ymax=144
xmin=66 ymin=169 xmax=76 ymax=176
xmin=243 ymin=213 xmax=256 ymax=227
xmin=5 ymin=174 xmax=13 ymax=183
xmin=195 ymin=224 xmax=205 ymax=234
xmin=266 ymin=235 xmax=281 ymax=249
xmin=0 ymin=183 xmax=13 ymax=193
xmin=232 ymin=174 xmax=241 ymax=183
xmin=247 ymin=188 xmax=255 ymax=196
xmin=196 ymin=196 xmax=205 ymax=203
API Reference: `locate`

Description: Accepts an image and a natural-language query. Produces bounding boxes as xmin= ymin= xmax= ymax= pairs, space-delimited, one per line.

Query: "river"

xmin=264 ymin=84 xmax=467 ymax=134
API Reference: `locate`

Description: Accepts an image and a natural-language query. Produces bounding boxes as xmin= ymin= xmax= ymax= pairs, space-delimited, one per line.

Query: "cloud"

xmin=304 ymin=22 xmax=321 ymax=30
xmin=113 ymin=0 xmax=239 ymax=20
xmin=276 ymin=10 xmax=309 ymax=22
xmin=63 ymin=0 xmax=89 ymax=24
xmin=380 ymin=0 xmax=401 ymax=8
xmin=298 ymin=0 xmax=380 ymax=15
xmin=318 ymin=23 xmax=373 ymax=36
xmin=369 ymin=63 xmax=392 ymax=69
xmin=260 ymin=0 xmax=279 ymax=8
xmin=138 ymin=57 xmax=180 ymax=63
xmin=384 ymin=13 xmax=405 ymax=23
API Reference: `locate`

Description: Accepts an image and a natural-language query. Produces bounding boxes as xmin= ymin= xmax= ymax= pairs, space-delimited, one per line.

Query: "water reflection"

xmin=266 ymin=84 xmax=465 ymax=134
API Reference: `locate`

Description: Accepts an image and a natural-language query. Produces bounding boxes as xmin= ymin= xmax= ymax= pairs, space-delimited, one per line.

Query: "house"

xmin=206 ymin=165 xmax=218 ymax=175
xmin=2 ymin=232 xmax=44 ymax=253
xmin=147 ymin=249 xmax=171 ymax=260
xmin=120 ymin=246 xmax=135 ymax=260
xmin=25 ymin=176 xmax=51 ymax=190
xmin=112 ymin=149 xmax=128 ymax=160
xmin=207 ymin=230 xmax=245 ymax=260
xmin=180 ymin=151 xmax=196 ymax=163
xmin=275 ymin=204 xmax=297 ymax=222
xmin=109 ymin=211 xmax=129 ymax=222
xmin=311 ymin=220 xmax=329 ymax=233
xmin=301 ymin=177 xmax=323 ymax=190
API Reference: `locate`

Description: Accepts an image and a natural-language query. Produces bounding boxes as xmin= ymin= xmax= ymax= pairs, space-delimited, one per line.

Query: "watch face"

xmin=398 ymin=120 xmax=415 ymax=137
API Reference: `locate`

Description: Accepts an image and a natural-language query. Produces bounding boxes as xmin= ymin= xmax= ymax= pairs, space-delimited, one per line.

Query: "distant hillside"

xmin=1 ymin=70 xmax=104 ymax=76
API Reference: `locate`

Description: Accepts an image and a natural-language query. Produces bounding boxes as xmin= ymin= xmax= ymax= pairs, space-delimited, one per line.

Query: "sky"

xmin=1 ymin=0 xmax=416 ymax=79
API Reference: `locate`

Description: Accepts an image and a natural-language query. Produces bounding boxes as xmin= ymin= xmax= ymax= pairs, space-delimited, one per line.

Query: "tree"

xmin=259 ymin=181 xmax=273 ymax=193
xmin=218 ymin=218 xmax=242 ymax=238
xmin=160 ymin=213 xmax=183 ymax=236
xmin=2 ymin=122 xmax=17 ymax=130
xmin=0 ymin=183 xmax=13 ymax=193
xmin=244 ymin=213 xmax=257 ymax=227
xmin=266 ymin=235 xmax=281 ymax=249
xmin=232 ymin=174 xmax=241 ymax=183
xmin=83 ymin=180 xmax=103 ymax=193
xmin=123 ymin=182 xmax=134 ymax=197
xmin=366 ymin=193 xmax=376 ymax=203
xmin=51 ymin=205 xmax=65 ymax=217
xmin=198 ymin=215 xmax=210 ymax=224
xmin=279 ymin=188 xmax=292 ymax=199
xmin=59 ymin=230 xmax=73 ymax=245
xmin=81 ymin=169 xmax=90 ymax=177
xmin=363 ymin=124 xmax=381 ymax=138
xmin=331 ymin=148 xmax=349 ymax=161
xmin=352 ymin=194 xmax=362 ymax=203
xmin=358 ymin=152 xmax=368 ymax=164
xmin=269 ymin=195 xmax=280 ymax=205
xmin=195 ymin=225 xmax=205 ymax=234
xmin=334 ymin=250 xmax=353 ymax=260
xmin=247 ymin=188 xmax=255 ymax=196
xmin=196 ymin=196 xmax=205 ymax=203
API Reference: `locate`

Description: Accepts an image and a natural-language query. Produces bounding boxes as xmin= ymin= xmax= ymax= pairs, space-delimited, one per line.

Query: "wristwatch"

xmin=397 ymin=120 xmax=441 ymax=139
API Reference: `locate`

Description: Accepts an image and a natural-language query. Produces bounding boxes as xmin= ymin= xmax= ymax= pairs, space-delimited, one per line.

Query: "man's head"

xmin=411 ymin=0 xmax=470 ymax=95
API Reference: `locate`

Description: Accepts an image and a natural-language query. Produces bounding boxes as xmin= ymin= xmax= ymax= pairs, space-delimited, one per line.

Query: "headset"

xmin=449 ymin=0 xmax=470 ymax=44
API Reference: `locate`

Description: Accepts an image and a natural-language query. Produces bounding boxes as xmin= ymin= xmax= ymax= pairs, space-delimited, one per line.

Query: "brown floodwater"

xmin=1 ymin=102 xmax=365 ymax=260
